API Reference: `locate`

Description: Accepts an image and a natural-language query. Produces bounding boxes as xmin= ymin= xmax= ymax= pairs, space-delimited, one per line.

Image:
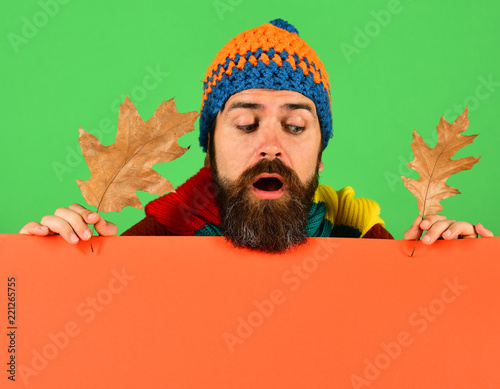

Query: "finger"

xmin=67 ymin=204 xmax=100 ymax=225
xmin=403 ymin=216 xmax=423 ymax=240
xmin=441 ymin=221 xmax=478 ymax=240
xmin=40 ymin=215 xmax=80 ymax=244
xmin=421 ymin=219 xmax=456 ymax=244
xmin=54 ymin=207 xmax=93 ymax=241
xmin=19 ymin=221 xmax=51 ymax=236
xmin=419 ymin=214 xmax=448 ymax=230
xmin=93 ymin=214 xmax=118 ymax=237
xmin=67 ymin=204 xmax=117 ymax=237
xmin=467 ymin=223 xmax=494 ymax=238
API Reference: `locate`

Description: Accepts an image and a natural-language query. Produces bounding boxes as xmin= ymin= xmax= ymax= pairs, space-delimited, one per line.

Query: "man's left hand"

xmin=403 ymin=215 xmax=494 ymax=244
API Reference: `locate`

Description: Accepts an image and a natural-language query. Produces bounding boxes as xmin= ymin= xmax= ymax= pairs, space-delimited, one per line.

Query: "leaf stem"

xmin=90 ymin=224 xmax=95 ymax=253
xmin=90 ymin=206 xmax=99 ymax=253
xmin=410 ymin=237 xmax=417 ymax=257
xmin=410 ymin=214 xmax=425 ymax=257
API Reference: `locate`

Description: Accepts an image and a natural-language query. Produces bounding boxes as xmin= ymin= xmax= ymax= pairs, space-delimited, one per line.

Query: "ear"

xmin=204 ymin=133 xmax=211 ymax=168
xmin=318 ymin=160 xmax=324 ymax=173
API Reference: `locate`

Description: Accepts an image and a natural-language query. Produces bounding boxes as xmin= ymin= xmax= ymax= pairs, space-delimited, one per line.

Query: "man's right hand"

xmin=19 ymin=204 xmax=117 ymax=244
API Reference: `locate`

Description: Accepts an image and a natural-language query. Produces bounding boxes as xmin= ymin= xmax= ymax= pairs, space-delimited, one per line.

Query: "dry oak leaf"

xmin=401 ymin=107 xmax=480 ymax=216
xmin=76 ymin=96 xmax=198 ymax=213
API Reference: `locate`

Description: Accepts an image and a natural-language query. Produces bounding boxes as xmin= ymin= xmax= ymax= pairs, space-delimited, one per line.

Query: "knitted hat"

xmin=199 ymin=18 xmax=332 ymax=152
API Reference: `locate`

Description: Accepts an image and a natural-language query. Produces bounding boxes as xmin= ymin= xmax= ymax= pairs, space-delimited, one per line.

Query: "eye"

xmin=236 ymin=123 xmax=258 ymax=132
xmin=286 ymin=125 xmax=305 ymax=134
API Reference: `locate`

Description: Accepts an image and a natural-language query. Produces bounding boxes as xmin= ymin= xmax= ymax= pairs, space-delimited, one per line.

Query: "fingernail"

xmin=421 ymin=221 xmax=430 ymax=229
xmin=422 ymin=235 xmax=431 ymax=243
xmin=443 ymin=230 xmax=452 ymax=238
xmin=83 ymin=230 xmax=92 ymax=239
xmin=70 ymin=234 xmax=79 ymax=243
xmin=40 ymin=226 xmax=48 ymax=231
xmin=89 ymin=213 xmax=98 ymax=220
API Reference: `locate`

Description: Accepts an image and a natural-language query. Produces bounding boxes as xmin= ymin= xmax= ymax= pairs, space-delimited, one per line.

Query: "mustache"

xmin=234 ymin=158 xmax=302 ymax=190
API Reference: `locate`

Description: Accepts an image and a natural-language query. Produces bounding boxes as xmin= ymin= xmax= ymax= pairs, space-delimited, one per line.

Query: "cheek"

xmin=292 ymin=142 xmax=320 ymax=176
xmin=214 ymin=138 xmax=251 ymax=179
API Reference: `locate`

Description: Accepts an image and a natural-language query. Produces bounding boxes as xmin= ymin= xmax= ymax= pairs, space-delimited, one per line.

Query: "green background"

xmin=1 ymin=0 xmax=499 ymax=238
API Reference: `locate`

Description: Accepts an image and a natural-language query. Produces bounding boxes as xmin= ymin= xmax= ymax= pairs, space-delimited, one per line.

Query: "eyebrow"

xmin=224 ymin=101 xmax=317 ymax=119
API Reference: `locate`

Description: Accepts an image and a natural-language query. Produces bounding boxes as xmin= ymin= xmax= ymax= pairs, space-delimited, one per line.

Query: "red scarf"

xmin=145 ymin=167 xmax=220 ymax=235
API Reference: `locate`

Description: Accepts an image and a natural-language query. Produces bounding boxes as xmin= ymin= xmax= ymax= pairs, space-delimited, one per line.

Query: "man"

xmin=19 ymin=19 xmax=494 ymax=252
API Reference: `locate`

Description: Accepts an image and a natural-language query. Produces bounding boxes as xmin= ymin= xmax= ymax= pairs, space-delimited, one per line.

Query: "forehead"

xmin=222 ymin=89 xmax=317 ymax=113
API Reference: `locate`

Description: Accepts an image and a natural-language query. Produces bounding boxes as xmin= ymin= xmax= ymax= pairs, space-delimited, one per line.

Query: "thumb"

xmin=84 ymin=213 xmax=118 ymax=236
xmin=403 ymin=216 xmax=423 ymax=240
xmin=475 ymin=223 xmax=494 ymax=238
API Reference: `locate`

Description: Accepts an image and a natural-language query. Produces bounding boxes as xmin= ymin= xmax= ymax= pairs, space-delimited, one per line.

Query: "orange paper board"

xmin=1 ymin=234 xmax=499 ymax=388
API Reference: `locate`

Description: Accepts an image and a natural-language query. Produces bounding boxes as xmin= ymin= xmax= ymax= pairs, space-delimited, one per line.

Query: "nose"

xmin=257 ymin=126 xmax=283 ymax=159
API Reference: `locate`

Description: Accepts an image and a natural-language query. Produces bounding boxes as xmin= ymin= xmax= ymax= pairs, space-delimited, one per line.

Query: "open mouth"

xmin=251 ymin=174 xmax=286 ymax=199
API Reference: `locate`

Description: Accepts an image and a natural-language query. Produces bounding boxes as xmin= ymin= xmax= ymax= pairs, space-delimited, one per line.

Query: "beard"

xmin=211 ymin=158 xmax=320 ymax=254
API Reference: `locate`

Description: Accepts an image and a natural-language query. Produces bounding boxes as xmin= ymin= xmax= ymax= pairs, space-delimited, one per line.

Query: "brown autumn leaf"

xmin=401 ymin=107 xmax=480 ymax=216
xmin=76 ymin=96 xmax=199 ymax=213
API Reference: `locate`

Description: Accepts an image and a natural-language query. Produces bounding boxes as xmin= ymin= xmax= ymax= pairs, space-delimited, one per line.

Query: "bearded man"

xmin=19 ymin=19 xmax=494 ymax=252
